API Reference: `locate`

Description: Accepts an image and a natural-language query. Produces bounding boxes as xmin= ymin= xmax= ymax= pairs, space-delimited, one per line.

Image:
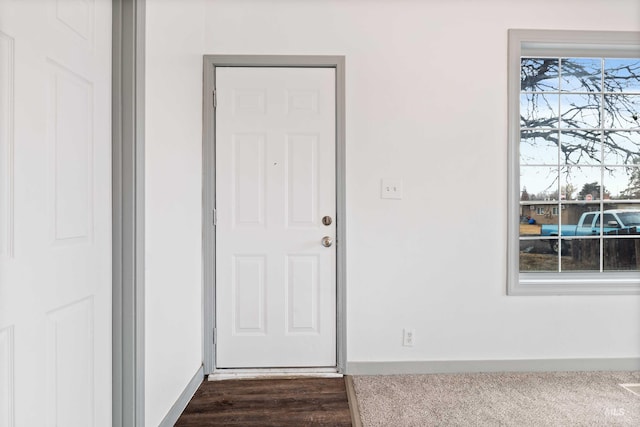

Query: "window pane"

xmin=604 ymin=94 xmax=640 ymax=129
xmin=564 ymin=166 xmax=602 ymax=201
xmin=519 ymin=205 xmax=559 ymax=238
xmin=604 ymin=59 xmax=640 ymax=93
xmin=560 ymin=130 xmax=601 ymax=165
xmin=519 ymin=239 xmax=559 ymax=272
xmin=604 ymin=238 xmax=639 ymax=271
xmin=563 ymin=204 xmax=598 ymax=225
xmin=603 ymin=202 xmax=640 ymax=226
xmin=521 ymin=93 xmax=559 ymax=128
xmin=521 ymin=166 xmax=559 ymax=201
xmin=519 ymin=212 xmax=542 ymax=237
xmin=604 ymin=166 xmax=640 ymax=200
xmin=594 ymin=212 xmax=617 ymax=232
xmin=519 ymin=239 xmax=556 ymax=255
xmin=560 ymin=94 xmax=601 ymax=128
xmin=561 ymin=58 xmax=601 ymax=92
xmin=561 ymin=239 xmax=600 ymax=271
xmin=520 ymin=130 xmax=558 ymax=165
xmin=603 ymin=131 xmax=640 ymax=165
xmin=521 ymin=58 xmax=559 ymax=92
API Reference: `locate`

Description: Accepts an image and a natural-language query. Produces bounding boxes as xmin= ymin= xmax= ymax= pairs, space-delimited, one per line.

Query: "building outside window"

xmin=508 ymin=30 xmax=640 ymax=295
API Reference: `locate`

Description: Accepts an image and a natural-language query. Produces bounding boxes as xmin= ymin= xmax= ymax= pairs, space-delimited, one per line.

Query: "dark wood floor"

xmin=175 ymin=377 xmax=353 ymax=426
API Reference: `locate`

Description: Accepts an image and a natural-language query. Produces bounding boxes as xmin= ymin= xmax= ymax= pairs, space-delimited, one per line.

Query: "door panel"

xmin=216 ymin=67 xmax=336 ymax=368
xmin=232 ymin=133 xmax=266 ymax=226
xmin=0 ymin=1 xmax=112 ymax=426
xmin=287 ymin=134 xmax=319 ymax=227
xmin=286 ymin=255 xmax=320 ymax=333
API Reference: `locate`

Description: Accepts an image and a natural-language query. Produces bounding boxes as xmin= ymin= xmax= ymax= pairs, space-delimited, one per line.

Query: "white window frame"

xmin=507 ymin=29 xmax=640 ymax=295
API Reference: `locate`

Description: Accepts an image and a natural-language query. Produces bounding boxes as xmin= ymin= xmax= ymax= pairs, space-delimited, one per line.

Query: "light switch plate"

xmin=381 ymin=179 xmax=403 ymax=199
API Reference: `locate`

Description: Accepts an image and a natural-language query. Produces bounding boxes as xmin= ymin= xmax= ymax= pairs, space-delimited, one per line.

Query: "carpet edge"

xmin=346 ymin=358 xmax=640 ymax=375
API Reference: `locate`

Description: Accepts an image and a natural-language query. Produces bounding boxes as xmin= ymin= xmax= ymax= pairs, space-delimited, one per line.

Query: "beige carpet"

xmin=353 ymin=371 xmax=640 ymax=426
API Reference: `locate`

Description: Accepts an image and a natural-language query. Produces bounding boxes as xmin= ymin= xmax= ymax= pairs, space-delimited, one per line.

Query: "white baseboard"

xmin=158 ymin=365 xmax=204 ymax=427
xmin=346 ymin=358 xmax=640 ymax=375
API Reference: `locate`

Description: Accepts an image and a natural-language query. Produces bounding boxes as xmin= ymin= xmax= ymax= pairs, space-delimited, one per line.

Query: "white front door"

xmin=215 ymin=67 xmax=336 ymax=368
xmin=0 ymin=1 xmax=112 ymax=426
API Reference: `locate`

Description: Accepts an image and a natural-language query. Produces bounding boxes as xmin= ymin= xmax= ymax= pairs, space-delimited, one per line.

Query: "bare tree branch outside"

xmin=520 ymin=58 xmax=640 ymax=201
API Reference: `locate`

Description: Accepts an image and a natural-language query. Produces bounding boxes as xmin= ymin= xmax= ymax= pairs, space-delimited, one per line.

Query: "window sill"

xmin=509 ymin=272 xmax=640 ymax=295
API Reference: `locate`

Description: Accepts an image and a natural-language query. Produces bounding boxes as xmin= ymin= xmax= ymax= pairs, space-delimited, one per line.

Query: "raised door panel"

xmin=232 ymin=134 xmax=266 ymax=228
xmin=45 ymin=298 xmax=94 ymax=427
xmin=286 ymin=255 xmax=319 ymax=334
xmin=232 ymin=255 xmax=266 ymax=334
xmin=286 ymin=134 xmax=319 ymax=228
xmin=47 ymin=61 xmax=93 ymax=244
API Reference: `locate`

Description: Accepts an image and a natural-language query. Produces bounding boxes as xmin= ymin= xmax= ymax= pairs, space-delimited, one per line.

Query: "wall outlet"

xmin=403 ymin=328 xmax=415 ymax=347
xmin=381 ymin=179 xmax=403 ymax=199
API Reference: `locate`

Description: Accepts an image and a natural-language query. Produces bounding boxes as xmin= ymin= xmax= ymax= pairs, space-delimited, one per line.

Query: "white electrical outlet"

xmin=403 ymin=328 xmax=415 ymax=347
xmin=381 ymin=179 xmax=403 ymax=199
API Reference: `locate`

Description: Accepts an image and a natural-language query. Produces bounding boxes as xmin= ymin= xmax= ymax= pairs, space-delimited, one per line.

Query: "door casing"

xmin=202 ymin=55 xmax=346 ymax=375
xmin=112 ymin=1 xmax=146 ymax=426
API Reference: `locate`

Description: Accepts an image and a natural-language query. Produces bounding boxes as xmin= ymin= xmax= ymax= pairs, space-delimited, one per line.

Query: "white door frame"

xmin=202 ymin=55 xmax=347 ymax=375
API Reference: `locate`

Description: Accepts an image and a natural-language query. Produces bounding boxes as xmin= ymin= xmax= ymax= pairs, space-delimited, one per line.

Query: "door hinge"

xmin=213 ymin=90 xmax=217 ymax=108
xmin=213 ymin=328 xmax=217 ymax=344
xmin=213 ymin=208 xmax=217 ymax=226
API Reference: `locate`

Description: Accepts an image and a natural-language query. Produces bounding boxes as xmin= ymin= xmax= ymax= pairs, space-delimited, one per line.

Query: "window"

xmin=508 ymin=30 xmax=640 ymax=295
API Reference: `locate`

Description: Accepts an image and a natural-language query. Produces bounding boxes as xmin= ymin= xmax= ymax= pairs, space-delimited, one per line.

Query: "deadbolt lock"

xmin=322 ymin=216 xmax=332 ymax=226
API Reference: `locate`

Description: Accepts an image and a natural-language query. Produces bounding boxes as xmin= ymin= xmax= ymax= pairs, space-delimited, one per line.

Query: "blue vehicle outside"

xmin=540 ymin=209 xmax=640 ymax=253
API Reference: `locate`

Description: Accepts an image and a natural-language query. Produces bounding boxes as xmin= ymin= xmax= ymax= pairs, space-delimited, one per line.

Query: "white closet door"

xmin=0 ymin=1 xmax=112 ymax=426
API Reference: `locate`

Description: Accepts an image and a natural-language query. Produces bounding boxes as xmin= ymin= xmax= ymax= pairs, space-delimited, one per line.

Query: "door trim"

xmin=202 ymin=55 xmax=346 ymax=375
xmin=112 ymin=1 xmax=146 ymax=426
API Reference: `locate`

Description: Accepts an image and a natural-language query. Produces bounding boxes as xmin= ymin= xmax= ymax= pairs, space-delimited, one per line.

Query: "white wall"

xmin=145 ymin=1 xmax=205 ymax=425
xmin=145 ymin=0 xmax=640 ymax=421
xmin=206 ymin=0 xmax=640 ymax=361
